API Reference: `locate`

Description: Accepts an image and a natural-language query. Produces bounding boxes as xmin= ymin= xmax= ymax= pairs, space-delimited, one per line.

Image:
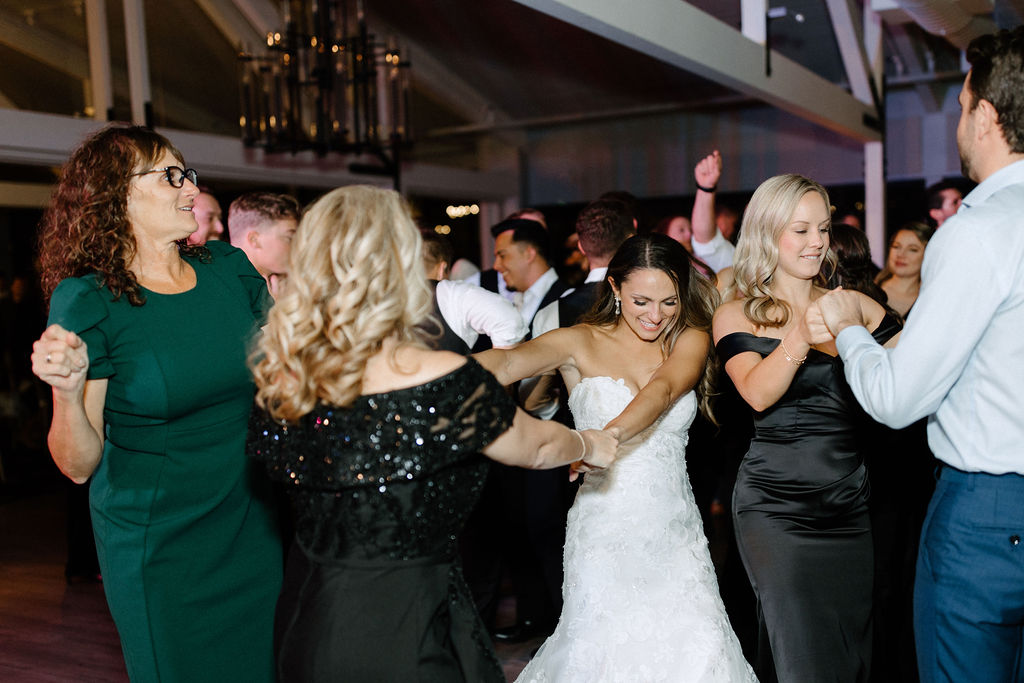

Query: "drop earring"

xmin=614 ymin=297 xmax=621 ymax=316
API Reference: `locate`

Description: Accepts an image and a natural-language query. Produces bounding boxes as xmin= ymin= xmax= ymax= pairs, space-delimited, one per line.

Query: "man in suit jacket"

xmin=532 ymin=198 xmax=636 ymax=338
xmin=458 ymin=218 xmax=569 ymax=639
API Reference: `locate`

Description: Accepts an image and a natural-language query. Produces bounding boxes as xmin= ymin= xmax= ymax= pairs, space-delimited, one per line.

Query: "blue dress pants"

xmin=915 ymin=466 xmax=1024 ymax=682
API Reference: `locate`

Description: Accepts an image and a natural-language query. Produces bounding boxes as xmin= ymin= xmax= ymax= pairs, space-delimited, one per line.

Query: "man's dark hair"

xmin=925 ymin=180 xmax=962 ymax=211
xmin=575 ymin=199 xmax=634 ymax=261
xmin=228 ymin=192 xmax=301 ymax=234
xmin=966 ymin=26 xmax=1024 ymax=153
xmin=421 ymin=231 xmax=455 ymax=275
xmin=490 ymin=218 xmax=550 ymax=263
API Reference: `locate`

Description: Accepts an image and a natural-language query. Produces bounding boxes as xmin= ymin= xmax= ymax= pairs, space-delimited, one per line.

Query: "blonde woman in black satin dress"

xmin=712 ymin=174 xmax=900 ymax=682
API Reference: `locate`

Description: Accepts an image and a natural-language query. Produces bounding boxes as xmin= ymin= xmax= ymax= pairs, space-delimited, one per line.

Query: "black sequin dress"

xmin=248 ymin=358 xmax=516 ymax=682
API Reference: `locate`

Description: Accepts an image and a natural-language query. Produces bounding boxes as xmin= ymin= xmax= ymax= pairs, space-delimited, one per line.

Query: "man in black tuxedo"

xmin=493 ymin=204 xmax=635 ymax=644
xmin=462 ymin=218 xmax=573 ymax=643
xmin=459 ymin=218 xmax=569 ymax=639
xmin=531 ymin=198 xmax=635 ymax=338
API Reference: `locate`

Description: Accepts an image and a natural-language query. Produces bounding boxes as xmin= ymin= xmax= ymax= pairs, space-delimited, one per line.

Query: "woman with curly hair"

xmin=246 ymin=185 xmax=616 ymax=682
xmin=31 ymin=124 xmax=282 ymax=681
xmin=468 ymin=233 xmax=754 ymax=682
xmin=713 ymin=174 xmax=901 ymax=682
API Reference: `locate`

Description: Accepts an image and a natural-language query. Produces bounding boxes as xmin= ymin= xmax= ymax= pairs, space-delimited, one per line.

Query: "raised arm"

xmin=602 ymin=326 xmax=710 ymax=443
xmin=692 ymin=150 xmax=722 ymax=245
xmin=32 ymin=324 xmax=106 ymax=484
xmin=474 ymin=326 xmax=579 ymax=386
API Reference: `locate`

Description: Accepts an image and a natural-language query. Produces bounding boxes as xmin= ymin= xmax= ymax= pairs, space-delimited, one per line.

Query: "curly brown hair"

xmin=38 ymin=124 xmax=206 ymax=305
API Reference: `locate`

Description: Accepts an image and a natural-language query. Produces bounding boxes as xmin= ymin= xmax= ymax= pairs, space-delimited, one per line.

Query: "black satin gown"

xmin=715 ymin=314 xmax=900 ymax=683
xmin=248 ymin=359 xmax=515 ymax=683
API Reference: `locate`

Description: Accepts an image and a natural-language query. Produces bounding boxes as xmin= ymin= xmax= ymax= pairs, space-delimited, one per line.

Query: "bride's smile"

xmin=610 ymin=267 xmax=679 ymax=342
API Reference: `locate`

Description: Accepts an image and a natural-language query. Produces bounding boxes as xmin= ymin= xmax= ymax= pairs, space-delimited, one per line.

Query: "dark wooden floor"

xmin=0 ymin=475 xmax=539 ymax=682
xmin=0 ymin=481 xmax=128 ymax=682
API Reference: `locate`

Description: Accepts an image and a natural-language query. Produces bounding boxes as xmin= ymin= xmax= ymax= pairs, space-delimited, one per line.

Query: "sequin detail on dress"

xmin=248 ymin=358 xmax=515 ymax=682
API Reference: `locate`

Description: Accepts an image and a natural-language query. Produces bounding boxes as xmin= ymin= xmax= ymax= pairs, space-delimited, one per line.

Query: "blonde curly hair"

xmin=732 ymin=174 xmax=836 ymax=328
xmin=252 ymin=185 xmax=432 ymax=422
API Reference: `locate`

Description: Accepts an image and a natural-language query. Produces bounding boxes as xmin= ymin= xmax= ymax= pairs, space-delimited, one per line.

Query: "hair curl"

xmin=38 ymin=124 xmax=206 ymax=305
xmin=732 ymin=174 xmax=836 ymax=328
xmin=252 ymin=185 xmax=433 ymax=422
xmin=579 ymin=233 xmax=720 ymax=420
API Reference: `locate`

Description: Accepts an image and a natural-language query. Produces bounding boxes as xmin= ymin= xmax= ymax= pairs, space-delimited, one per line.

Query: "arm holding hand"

xmin=484 ymin=408 xmax=617 ymax=471
xmin=474 ymin=326 xmax=578 ymax=386
xmin=32 ymin=325 xmax=106 ymax=484
xmin=603 ymin=326 xmax=709 ymax=443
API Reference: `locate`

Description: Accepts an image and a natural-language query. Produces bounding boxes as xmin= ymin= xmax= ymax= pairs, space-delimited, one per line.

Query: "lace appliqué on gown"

xmin=516 ymin=377 xmax=757 ymax=683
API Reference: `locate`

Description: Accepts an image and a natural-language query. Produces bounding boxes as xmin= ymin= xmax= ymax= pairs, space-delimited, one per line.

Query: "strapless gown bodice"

xmin=516 ymin=377 xmax=756 ymax=683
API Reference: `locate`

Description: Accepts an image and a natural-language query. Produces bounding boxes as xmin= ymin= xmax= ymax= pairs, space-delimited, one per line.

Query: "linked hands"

xmin=32 ymin=324 xmax=89 ymax=396
xmin=569 ymin=428 xmax=618 ymax=482
xmin=811 ymin=288 xmax=868 ymax=338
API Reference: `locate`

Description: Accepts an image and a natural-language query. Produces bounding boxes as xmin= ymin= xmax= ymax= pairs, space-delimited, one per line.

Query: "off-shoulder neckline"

xmin=355 ymin=357 xmax=475 ymax=401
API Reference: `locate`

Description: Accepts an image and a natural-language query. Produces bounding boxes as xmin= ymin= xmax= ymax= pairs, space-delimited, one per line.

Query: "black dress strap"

xmin=715 ymin=331 xmax=778 ymax=364
xmin=870 ymin=313 xmax=902 ymax=345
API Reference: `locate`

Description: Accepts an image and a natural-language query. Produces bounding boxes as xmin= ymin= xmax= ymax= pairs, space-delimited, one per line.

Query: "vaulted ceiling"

xmin=0 ymin=0 xmax=1019 ymax=191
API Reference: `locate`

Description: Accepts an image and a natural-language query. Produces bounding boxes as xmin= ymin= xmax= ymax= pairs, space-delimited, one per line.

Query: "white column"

xmin=122 ymin=0 xmax=151 ymax=125
xmin=85 ymin=0 xmax=113 ymax=121
xmin=864 ymin=140 xmax=886 ymax=267
xmin=741 ymin=0 xmax=767 ymax=44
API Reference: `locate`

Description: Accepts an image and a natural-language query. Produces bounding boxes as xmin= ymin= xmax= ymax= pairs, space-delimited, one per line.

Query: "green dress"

xmin=48 ymin=241 xmax=282 ymax=682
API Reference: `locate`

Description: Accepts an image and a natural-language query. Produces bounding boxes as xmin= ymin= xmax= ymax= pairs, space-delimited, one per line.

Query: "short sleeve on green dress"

xmin=204 ymin=239 xmax=272 ymax=325
xmin=48 ymin=276 xmax=114 ymax=379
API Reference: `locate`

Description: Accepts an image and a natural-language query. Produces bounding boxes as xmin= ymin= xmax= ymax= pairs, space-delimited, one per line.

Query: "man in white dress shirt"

xmin=815 ymin=27 xmax=1024 ymax=683
xmin=691 ymin=150 xmax=736 ymax=273
xmin=420 ymin=232 xmax=526 ymax=351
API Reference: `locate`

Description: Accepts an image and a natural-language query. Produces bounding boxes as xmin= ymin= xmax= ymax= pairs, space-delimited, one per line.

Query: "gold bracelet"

xmin=571 ymin=429 xmax=589 ymax=461
xmin=780 ymin=338 xmax=807 ymax=365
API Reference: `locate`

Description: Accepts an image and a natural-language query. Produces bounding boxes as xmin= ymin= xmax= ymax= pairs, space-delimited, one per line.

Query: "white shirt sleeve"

xmin=691 ymin=229 xmax=735 ymax=272
xmin=836 ymin=213 xmax=1005 ymax=430
xmin=436 ymin=279 xmax=527 ymax=349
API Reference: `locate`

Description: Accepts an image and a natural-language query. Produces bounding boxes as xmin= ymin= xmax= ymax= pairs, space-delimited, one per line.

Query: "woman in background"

xmin=713 ymin=174 xmax=900 ymax=682
xmin=874 ymin=222 xmax=934 ymax=317
xmin=248 ymin=185 xmax=616 ymax=682
xmin=31 ymin=124 xmax=281 ymax=681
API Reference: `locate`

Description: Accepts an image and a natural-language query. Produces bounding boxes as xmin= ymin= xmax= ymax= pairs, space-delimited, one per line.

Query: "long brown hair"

xmin=38 ymin=124 xmax=205 ymax=305
xmin=580 ymin=233 xmax=720 ymax=420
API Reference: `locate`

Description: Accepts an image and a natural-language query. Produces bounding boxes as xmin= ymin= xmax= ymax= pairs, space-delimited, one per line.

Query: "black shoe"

xmin=493 ymin=620 xmax=549 ymax=644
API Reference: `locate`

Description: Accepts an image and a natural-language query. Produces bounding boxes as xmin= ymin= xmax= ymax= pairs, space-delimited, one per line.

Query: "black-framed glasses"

xmin=128 ymin=165 xmax=198 ymax=188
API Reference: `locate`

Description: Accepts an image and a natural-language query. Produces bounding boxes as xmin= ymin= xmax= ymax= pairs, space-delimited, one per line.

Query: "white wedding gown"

xmin=516 ymin=377 xmax=757 ymax=683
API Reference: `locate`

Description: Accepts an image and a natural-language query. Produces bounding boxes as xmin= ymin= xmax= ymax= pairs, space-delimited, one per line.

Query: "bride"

xmin=476 ymin=233 xmax=755 ymax=682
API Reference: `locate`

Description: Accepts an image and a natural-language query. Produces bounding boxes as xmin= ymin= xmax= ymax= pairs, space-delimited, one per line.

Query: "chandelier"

xmin=238 ymin=0 xmax=411 ymax=185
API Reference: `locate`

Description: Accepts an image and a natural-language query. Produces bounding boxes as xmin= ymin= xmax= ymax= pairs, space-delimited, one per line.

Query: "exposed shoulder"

xmin=402 ymin=347 xmax=467 ymax=379
xmin=362 ymin=346 xmax=468 ymax=394
xmin=852 ymin=290 xmax=888 ymax=328
xmin=712 ymin=299 xmax=753 ymax=342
